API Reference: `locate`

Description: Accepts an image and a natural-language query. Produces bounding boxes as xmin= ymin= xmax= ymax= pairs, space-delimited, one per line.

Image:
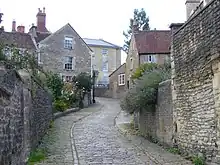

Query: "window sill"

xmin=38 ymin=62 xmax=43 ymax=64
xmin=64 ymin=69 xmax=74 ymax=71
xmin=118 ymin=84 xmax=125 ymax=86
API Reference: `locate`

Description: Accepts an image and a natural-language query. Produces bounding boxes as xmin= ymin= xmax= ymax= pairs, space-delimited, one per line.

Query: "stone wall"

xmin=171 ymin=0 xmax=220 ymax=163
xmin=0 ymin=65 xmax=52 ymax=165
xmin=135 ymin=80 xmax=173 ymax=146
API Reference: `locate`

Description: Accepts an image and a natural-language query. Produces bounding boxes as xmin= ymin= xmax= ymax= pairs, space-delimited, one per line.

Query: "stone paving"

xmin=73 ymin=98 xmax=157 ymax=165
xmin=35 ymin=103 xmax=103 ymax=165
xmin=36 ymin=97 xmax=193 ymax=165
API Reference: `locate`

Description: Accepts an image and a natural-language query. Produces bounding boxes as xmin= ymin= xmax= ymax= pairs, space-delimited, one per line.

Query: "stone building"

xmin=83 ymin=38 xmax=121 ymax=86
xmin=108 ymin=63 xmax=126 ymax=99
xmin=35 ymin=23 xmax=92 ymax=82
xmin=170 ymin=0 xmax=220 ymax=163
xmin=125 ymin=26 xmax=171 ymax=89
xmin=21 ymin=8 xmax=93 ymax=82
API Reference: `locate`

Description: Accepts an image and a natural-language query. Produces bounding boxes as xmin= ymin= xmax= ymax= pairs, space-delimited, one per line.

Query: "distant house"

xmin=108 ymin=63 xmax=126 ymax=99
xmin=83 ymin=38 xmax=121 ymax=86
xmin=125 ymin=23 xmax=171 ymax=89
xmin=0 ymin=27 xmax=36 ymax=57
xmin=27 ymin=8 xmax=92 ymax=82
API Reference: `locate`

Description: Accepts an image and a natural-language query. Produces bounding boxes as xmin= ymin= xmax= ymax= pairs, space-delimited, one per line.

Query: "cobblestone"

xmin=73 ymin=98 xmax=157 ymax=165
xmin=35 ymin=103 xmax=102 ymax=165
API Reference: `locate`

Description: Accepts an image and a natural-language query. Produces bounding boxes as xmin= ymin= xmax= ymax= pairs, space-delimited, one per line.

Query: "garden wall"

xmin=171 ymin=0 xmax=220 ymax=163
xmin=0 ymin=64 xmax=52 ymax=165
xmin=135 ymin=80 xmax=173 ymax=146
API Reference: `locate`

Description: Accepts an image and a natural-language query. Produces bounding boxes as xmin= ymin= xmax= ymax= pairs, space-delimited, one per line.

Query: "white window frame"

xmin=64 ymin=36 xmax=73 ymax=49
xmin=118 ymin=74 xmax=125 ymax=86
xmin=64 ymin=56 xmax=73 ymax=70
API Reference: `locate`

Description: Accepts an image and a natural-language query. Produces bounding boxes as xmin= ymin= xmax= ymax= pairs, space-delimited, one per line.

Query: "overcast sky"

xmin=1 ymin=0 xmax=186 ymax=63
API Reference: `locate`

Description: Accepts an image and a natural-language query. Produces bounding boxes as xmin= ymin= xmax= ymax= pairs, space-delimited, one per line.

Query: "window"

xmin=148 ymin=55 xmax=152 ymax=62
xmin=64 ymin=37 xmax=73 ymax=49
xmin=102 ymin=49 xmax=108 ymax=55
xmin=130 ymin=58 xmax=133 ymax=70
xmin=62 ymin=75 xmax=72 ymax=82
xmin=64 ymin=56 xmax=73 ymax=70
xmin=102 ymin=62 xmax=108 ymax=71
xmin=65 ymin=76 xmax=72 ymax=82
xmin=147 ymin=55 xmax=156 ymax=63
xmin=118 ymin=74 xmax=125 ymax=86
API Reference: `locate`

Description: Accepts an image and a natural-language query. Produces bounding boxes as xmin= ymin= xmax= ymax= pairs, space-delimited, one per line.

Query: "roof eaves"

xmin=109 ymin=63 xmax=126 ymax=77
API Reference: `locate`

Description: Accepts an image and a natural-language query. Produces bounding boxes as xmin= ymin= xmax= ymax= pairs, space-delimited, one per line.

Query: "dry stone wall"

xmin=171 ymin=0 xmax=220 ymax=163
xmin=0 ymin=64 xmax=52 ymax=165
xmin=135 ymin=80 xmax=173 ymax=146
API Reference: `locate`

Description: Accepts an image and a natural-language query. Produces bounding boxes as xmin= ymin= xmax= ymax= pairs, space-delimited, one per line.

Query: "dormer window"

xmin=64 ymin=36 xmax=73 ymax=49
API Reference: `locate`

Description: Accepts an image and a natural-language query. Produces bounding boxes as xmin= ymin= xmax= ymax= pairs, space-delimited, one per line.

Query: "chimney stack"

xmin=12 ymin=20 xmax=16 ymax=32
xmin=17 ymin=25 xmax=25 ymax=33
xmin=131 ymin=19 xmax=139 ymax=34
xmin=186 ymin=0 xmax=201 ymax=19
xmin=36 ymin=7 xmax=47 ymax=32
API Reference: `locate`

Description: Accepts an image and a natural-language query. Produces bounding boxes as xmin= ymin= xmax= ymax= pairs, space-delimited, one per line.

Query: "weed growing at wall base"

xmin=28 ymin=148 xmax=47 ymax=165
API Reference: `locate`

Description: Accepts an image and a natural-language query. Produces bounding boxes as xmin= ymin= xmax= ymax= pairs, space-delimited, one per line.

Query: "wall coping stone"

xmin=173 ymin=0 xmax=216 ymax=36
xmin=53 ymin=107 xmax=80 ymax=119
xmin=158 ymin=79 xmax=171 ymax=87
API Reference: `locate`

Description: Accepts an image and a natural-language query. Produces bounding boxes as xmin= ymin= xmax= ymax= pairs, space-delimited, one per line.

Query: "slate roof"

xmin=0 ymin=30 xmax=36 ymax=50
xmin=83 ymin=38 xmax=121 ymax=49
xmin=134 ymin=30 xmax=171 ymax=54
xmin=35 ymin=32 xmax=51 ymax=43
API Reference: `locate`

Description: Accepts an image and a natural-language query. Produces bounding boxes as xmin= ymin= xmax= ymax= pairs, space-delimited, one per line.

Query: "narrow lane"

xmin=73 ymin=98 xmax=157 ymax=165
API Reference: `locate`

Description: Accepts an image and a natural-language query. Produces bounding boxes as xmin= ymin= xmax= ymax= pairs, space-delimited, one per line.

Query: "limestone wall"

xmin=0 ymin=65 xmax=52 ymax=165
xmin=171 ymin=0 xmax=220 ymax=163
xmin=136 ymin=80 xmax=173 ymax=146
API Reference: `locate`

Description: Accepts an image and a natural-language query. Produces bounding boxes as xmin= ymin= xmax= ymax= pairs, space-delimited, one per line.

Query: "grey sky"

xmin=1 ymin=0 xmax=186 ymax=63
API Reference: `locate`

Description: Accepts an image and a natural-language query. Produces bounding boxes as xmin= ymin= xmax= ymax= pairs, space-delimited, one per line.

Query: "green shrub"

xmin=46 ymin=72 xmax=64 ymax=101
xmin=53 ymin=99 xmax=68 ymax=112
xmin=28 ymin=148 xmax=46 ymax=165
xmin=192 ymin=156 xmax=205 ymax=165
xmin=120 ymin=64 xmax=170 ymax=114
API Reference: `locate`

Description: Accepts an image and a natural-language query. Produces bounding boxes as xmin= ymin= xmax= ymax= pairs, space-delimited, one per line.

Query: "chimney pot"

xmin=17 ymin=25 xmax=25 ymax=33
xmin=12 ymin=20 xmax=16 ymax=32
xmin=43 ymin=7 xmax=45 ymax=13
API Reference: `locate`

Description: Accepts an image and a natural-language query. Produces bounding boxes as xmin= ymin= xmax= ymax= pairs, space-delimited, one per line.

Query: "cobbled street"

xmin=73 ymin=98 xmax=157 ymax=165
xmin=37 ymin=98 xmax=192 ymax=165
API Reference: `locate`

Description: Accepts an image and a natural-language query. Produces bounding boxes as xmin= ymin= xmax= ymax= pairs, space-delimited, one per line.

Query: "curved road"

xmin=73 ymin=98 xmax=156 ymax=165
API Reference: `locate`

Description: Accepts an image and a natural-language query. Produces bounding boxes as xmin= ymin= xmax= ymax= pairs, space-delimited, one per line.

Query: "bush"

xmin=120 ymin=64 xmax=170 ymax=114
xmin=46 ymin=72 xmax=64 ymax=101
xmin=53 ymin=99 xmax=68 ymax=112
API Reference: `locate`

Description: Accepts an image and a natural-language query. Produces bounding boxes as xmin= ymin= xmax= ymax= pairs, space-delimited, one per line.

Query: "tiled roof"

xmin=134 ymin=30 xmax=171 ymax=54
xmin=0 ymin=31 xmax=36 ymax=50
xmin=83 ymin=38 xmax=121 ymax=49
xmin=35 ymin=32 xmax=51 ymax=43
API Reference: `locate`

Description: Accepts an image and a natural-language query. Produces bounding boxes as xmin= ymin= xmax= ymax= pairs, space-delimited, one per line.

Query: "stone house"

xmin=83 ymin=38 xmax=122 ymax=86
xmin=0 ymin=27 xmax=36 ymax=55
xmin=125 ymin=26 xmax=171 ymax=89
xmin=34 ymin=23 xmax=92 ymax=82
xmin=25 ymin=8 xmax=93 ymax=82
xmin=108 ymin=63 xmax=126 ymax=98
xmin=170 ymin=0 xmax=220 ymax=163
